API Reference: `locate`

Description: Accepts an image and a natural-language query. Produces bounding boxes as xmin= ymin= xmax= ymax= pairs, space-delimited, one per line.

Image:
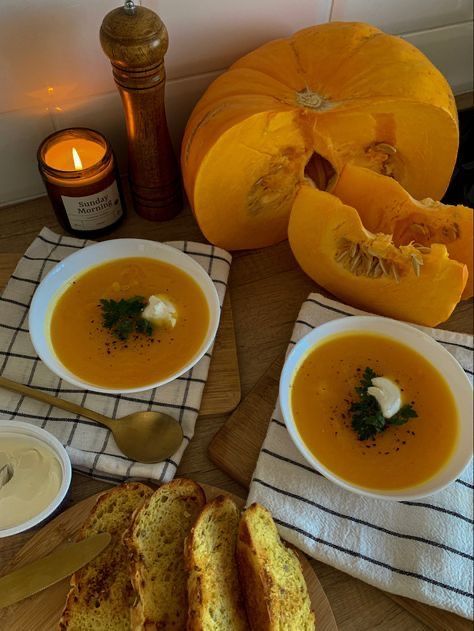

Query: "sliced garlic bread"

xmin=236 ymin=503 xmax=315 ymax=631
xmin=186 ymin=496 xmax=249 ymax=630
xmin=58 ymin=482 xmax=153 ymax=631
xmin=125 ymin=478 xmax=206 ymax=630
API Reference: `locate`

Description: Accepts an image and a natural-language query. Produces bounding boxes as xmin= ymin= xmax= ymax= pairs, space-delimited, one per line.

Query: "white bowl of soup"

xmin=29 ymin=239 xmax=221 ymax=393
xmin=0 ymin=421 xmax=72 ymax=538
xmin=280 ymin=316 xmax=473 ymax=501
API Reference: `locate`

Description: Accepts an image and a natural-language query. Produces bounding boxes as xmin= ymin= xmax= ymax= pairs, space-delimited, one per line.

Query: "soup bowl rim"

xmin=29 ymin=238 xmax=221 ymax=394
xmin=279 ymin=315 xmax=473 ymax=501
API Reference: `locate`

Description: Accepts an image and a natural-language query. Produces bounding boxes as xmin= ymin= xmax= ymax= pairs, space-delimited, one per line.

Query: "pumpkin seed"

xmin=412 ymin=257 xmax=421 ymax=277
xmin=411 ymin=223 xmax=430 ymax=238
xmin=379 ymin=258 xmax=390 ymax=277
xmin=350 ymin=251 xmax=362 ymax=271
xmin=372 ymin=263 xmax=383 ymax=278
xmin=335 ymin=248 xmax=349 ymax=262
xmin=376 ymin=143 xmax=397 ymax=155
xmin=366 ymin=255 xmax=374 ymax=275
xmin=356 ymin=255 xmax=369 ymax=275
xmin=412 ymin=243 xmax=431 ymax=254
xmin=391 ymin=264 xmax=400 ymax=282
xmin=442 ymin=224 xmax=460 ymax=241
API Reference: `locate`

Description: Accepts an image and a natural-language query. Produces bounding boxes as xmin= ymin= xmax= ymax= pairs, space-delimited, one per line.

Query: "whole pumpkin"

xmin=182 ymin=22 xmax=458 ymax=250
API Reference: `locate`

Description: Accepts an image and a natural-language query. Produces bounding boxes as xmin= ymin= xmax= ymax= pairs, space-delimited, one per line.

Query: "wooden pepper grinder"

xmin=100 ymin=0 xmax=182 ymax=220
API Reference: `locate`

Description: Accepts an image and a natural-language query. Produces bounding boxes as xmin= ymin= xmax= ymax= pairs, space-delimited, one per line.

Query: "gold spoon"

xmin=0 ymin=376 xmax=183 ymax=464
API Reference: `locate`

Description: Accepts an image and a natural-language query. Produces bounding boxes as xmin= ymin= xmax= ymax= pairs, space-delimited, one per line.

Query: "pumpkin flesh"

xmin=182 ymin=22 xmax=458 ymax=250
xmin=334 ymin=164 xmax=473 ymax=298
xmin=288 ymin=185 xmax=467 ymax=326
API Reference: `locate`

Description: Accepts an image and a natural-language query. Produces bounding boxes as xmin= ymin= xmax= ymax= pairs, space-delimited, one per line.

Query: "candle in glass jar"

xmin=37 ymin=128 xmax=126 ymax=238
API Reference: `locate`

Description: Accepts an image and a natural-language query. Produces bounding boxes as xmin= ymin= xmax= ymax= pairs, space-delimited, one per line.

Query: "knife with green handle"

xmin=0 ymin=532 xmax=111 ymax=609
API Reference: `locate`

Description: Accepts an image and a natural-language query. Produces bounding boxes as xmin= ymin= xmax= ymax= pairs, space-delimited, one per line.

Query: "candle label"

xmin=61 ymin=181 xmax=123 ymax=231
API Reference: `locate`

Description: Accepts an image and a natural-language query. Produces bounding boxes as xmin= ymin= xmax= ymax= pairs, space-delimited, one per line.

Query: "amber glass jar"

xmin=38 ymin=128 xmax=126 ymax=238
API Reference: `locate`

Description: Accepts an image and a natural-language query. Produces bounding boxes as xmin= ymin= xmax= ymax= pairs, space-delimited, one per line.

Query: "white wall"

xmin=0 ymin=0 xmax=472 ymax=207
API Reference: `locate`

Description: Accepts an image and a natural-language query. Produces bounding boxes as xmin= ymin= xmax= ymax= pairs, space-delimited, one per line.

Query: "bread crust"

xmin=185 ymin=495 xmax=249 ymax=630
xmin=124 ymin=478 xmax=206 ymax=630
xmin=236 ymin=503 xmax=315 ymax=631
xmin=58 ymin=482 xmax=153 ymax=631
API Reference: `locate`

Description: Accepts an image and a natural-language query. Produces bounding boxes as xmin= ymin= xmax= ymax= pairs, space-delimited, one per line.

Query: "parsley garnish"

xmin=350 ymin=367 xmax=417 ymax=441
xmin=99 ymin=296 xmax=153 ymax=341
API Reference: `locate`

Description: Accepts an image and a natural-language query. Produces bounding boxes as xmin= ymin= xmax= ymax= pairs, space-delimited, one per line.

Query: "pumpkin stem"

xmin=304 ymin=152 xmax=336 ymax=191
xmin=296 ymin=87 xmax=328 ymax=110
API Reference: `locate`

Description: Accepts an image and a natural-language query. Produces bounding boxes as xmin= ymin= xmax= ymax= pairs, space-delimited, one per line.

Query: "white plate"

xmin=279 ymin=316 xmax=473 ymax=501
xmin=29 ymin=239 xmax=221 ymax=394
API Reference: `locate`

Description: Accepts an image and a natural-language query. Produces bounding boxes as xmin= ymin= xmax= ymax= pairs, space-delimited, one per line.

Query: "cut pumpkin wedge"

xmin=288 ymin=184 xmax=468 ymax=326
xmin=333 ymin=164 xmax=473 ymax=298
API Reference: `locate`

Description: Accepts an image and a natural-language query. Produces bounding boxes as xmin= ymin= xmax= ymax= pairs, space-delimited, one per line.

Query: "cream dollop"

xmin=0 ymin=436 xmax=62 ymax=530
xmin=368 ymin=377 xmax=402 ymax=419
xmin=142 ymin=294 xmax=177 ymax=329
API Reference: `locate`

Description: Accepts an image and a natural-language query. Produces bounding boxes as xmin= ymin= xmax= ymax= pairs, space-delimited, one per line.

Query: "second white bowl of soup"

xmin=280 ymin=316 xmax=473 ymax=501
xmin=29 ymin=239 xmax=221 ymax=393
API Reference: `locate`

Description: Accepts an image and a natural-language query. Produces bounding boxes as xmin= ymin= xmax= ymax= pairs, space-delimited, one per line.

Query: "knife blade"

xmin=0 ymin=532 xmax=111 ymax=609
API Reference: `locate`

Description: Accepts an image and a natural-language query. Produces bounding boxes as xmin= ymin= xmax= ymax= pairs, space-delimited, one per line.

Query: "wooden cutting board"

xmin=0 ymin=483 xmax=336 ymax=631
xmin=208 ymin=357 xmax=471 ymax=631
xmin=209 ymin=354 xmax=283 ymax=486
xmin=196 ymin=291 xmax=241 ymax=416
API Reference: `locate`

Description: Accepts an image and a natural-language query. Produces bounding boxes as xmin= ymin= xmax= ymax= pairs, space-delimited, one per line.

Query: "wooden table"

xmin=0 ymin=192 xmax=472 ymax=630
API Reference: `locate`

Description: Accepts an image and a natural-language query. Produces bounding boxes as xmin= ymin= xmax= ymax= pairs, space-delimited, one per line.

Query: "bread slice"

xmin=236 ymin=503 xmax=315 ymax=631
xmin=124 ymin=478 xmax=206 ymax=630
xmin=58 ymin=482 xmax=153 ymax=631
xmin=186 ymin=496 xmax=249 ymax=630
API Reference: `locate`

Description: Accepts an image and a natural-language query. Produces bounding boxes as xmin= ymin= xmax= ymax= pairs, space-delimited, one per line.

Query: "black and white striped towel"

xmin=0 ymin=227 xmax=231 ymax=484
xmin=247 ymin=292 xmax=473 ymax=619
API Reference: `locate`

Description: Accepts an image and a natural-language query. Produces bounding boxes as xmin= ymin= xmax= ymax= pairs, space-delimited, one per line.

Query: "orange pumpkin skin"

xmin=333 ymin=165 xmax=473 ymax=299
xmin=288 ymin=185 xmax=467 ymax=327
xmin=182 ymin=22 xmax=458 ymax=250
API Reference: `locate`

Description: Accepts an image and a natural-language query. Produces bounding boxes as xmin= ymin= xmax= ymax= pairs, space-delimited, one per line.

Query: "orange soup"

xmin=291 ymin=333 xmax=459 ymax=491
xmin=50 ymin=257 xmax=210 ymax=388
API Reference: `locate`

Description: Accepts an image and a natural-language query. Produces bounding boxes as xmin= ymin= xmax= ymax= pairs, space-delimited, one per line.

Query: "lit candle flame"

xmin=72 ymin=147 xmax=83 ymax=170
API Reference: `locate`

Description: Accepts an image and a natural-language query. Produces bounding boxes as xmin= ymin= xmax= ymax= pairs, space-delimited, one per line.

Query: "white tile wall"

xmin=331 ymin=0 xmax=473 ymax=35
xmin=0 ymin=0 xmax=330 ymax=114
xmin=0 ymin=0 xmax=118 ymax=113
xmin=0 ymin=107 xmax=55 ymax=204
xmin=151 ymin=0 xmax=332 ymax=79
xmin=0 ymin=0 xmax=472 ymax=206
xmin=164 ymin=71 xmax=223 ymax=153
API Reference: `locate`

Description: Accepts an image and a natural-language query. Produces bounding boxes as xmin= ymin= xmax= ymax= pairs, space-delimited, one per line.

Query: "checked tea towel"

xmin=247 ymin=292 xmax=473 ymax=619
xmin=0 ymin=227 xmax=231 ymax=484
